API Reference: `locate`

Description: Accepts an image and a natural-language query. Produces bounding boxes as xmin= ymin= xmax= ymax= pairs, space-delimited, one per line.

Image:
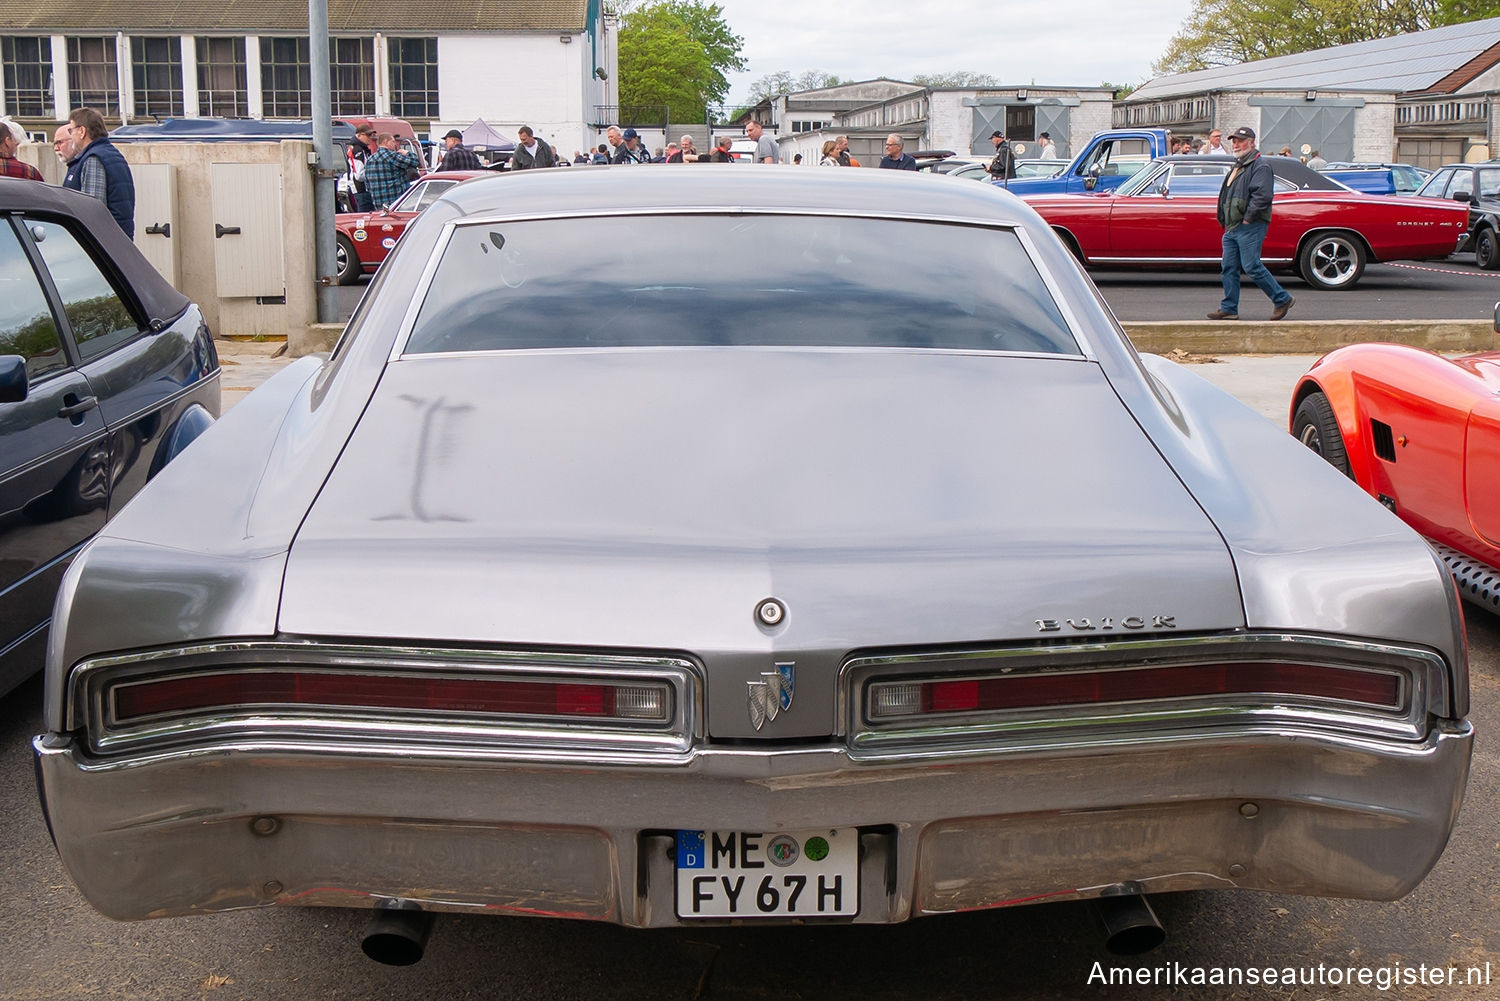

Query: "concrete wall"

xmin=1352 ymin=96 xmax=1398 ymax=160
xmin=112 ymin=140 xmax=316 ymax=340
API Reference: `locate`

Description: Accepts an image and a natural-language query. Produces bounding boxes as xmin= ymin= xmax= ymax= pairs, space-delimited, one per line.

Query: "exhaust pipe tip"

xmin=361 ymin=907 xmax=434 ymax=966
xmin=1094 ymin=891 xmax=1165 ymax=956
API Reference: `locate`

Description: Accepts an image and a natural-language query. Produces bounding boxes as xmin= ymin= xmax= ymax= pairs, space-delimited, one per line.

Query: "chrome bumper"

xmin=34 ymin=722 xmax=1472 ymax=926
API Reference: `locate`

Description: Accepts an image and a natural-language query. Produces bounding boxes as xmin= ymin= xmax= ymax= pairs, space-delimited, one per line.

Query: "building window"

xmin=68 ymin=37 xmax=120 ymax=116
xmin=131 ymin=37 xmax=183 ymax=118
xmin=1 ymin=37 xmax=52 ymax=117
xmin=388 ymin=37 xmax=438 ymax=119
xmin=261 ymin=36 xmax=311 ymax=118
xmin=196 ymin=37 xmax=246 ymax=117
xmin=329 ymin=37 xmax=374 ymax=117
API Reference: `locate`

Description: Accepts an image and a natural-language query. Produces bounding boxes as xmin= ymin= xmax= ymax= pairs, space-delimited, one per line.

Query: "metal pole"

xmin=309 ymin=0 xmax=338 ymax=323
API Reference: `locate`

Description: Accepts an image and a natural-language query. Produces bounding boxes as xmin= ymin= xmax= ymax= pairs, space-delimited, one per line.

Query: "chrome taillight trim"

xmin=69 ymin=641 xmax=703 ymax=759
xmin=839 ymin=633 xmax=1446 ymax=753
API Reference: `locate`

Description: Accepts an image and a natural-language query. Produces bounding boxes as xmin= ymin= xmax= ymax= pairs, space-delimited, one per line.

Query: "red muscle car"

xmin=335 ymin=171 xmax=490 ymax=284
xmin=1291 ymin=316 xmax=1500 ymax=613
xmin=1022 ymin=155 xmax=1468 ymax=290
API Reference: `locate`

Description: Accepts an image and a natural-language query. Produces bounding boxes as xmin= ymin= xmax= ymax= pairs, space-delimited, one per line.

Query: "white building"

xmin=0 ymin=0 xmax=617 ymax=150
xmin=1121 ymin=17 xmax=1500 ymax=166
xmin=736 ymin=78 xmax=1115 ymax=166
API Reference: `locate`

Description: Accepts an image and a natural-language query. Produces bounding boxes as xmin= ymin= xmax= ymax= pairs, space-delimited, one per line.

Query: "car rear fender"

xmin=147 ymin=402 xmax=215 ymax=479
xmin=1290 ymin=370 xmax=1383 ymax=492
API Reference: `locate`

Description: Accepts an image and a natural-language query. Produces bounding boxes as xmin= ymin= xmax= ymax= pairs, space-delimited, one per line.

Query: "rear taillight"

xmin=868 ymin=661 xmax=1402 ymax=721
xmin=110 ymin=671 xmax=672 ymax=724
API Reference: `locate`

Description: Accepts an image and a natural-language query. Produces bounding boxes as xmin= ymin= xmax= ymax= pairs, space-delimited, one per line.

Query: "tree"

xmin=1152 ymin=0 xmax=1440 ymax=74
xmin=911 ymin=72 xmax=999 ymax=88
xmin=618 ymin=1 xmax=745 ymax=124
xmin=747 ymin=70 xmax=846 ymax=103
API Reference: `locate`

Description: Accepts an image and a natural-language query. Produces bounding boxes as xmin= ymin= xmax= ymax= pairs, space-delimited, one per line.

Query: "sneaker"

xmin=1270 ymin=296 xmax=1295 ymax=321
xmin=1206 ymin=309 xmax=1239 ymax=320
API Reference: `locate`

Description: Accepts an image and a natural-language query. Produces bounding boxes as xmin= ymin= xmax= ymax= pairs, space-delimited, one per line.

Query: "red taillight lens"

xmin=869 ymin=661 xmax=1402 ymax=720
xmin=110 ymin=671 xmax=670 ymax=723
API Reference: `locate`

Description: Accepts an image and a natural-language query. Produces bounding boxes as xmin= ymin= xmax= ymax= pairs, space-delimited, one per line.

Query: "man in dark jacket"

xmin=511 ymin=125 xmax=557 ymax=169
xmin=62 ymin=107 xmax=134 ymax=236
xmin=1208 ymin=126 xmax=1294 ymax=321
xmin=986 ymin=130 xmax=1016 ymax=181
xmin=877 ymin=134 xmax=918 ymax=170
xmin=437 ymin=129 xmax=482 ymax=171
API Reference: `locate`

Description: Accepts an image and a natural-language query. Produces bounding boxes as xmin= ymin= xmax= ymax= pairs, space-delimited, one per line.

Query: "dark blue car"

xmin=0 ymin=179 xmax=219 ymax=696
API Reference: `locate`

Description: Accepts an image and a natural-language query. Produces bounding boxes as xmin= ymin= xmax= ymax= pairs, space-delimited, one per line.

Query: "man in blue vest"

xmin=63 ymin=107 xmax=134 ymax=237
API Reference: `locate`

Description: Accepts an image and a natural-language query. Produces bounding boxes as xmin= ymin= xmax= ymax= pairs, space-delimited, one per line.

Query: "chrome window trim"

xmin=385 ymin=207 xmax=1097 ymax=363
xmin=837 ymin=633 xmax=1448 ymax=752
xmin=69 ymin=640 xmax=703 ymax=759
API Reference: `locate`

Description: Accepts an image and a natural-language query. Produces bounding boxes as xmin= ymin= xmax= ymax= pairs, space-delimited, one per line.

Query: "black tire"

xmin=1298 ymin=231 xmax=1365 ymax=290
xmin=1293 ymin=391 xmax=1353 ymax=479
xmin=335 ymin=233 xmax=360 ymax=285
xmin=1477 ymin=227 xmax=1500 ymax=270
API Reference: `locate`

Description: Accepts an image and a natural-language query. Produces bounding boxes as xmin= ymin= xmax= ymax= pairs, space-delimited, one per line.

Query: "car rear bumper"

xmin=34 ymin=721 xmax=1472 ymax=926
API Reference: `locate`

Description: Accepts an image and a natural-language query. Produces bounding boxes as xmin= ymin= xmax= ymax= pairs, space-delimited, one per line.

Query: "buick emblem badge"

xmin=747 ymin=661 xmax=795 ymax=730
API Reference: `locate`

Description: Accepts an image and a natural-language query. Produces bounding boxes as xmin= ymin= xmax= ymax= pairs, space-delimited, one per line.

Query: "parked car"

xmin=110 ymin=117 xmax=426 ymax=213
xmin=334 ymin=170 xmax=488 ymax=284
xmin=1291 ymin=309 xmax=1500 ymax=615
xmin=0 ymin=179 xmax=219 ymax=698
xmin=915 ymin=155 xmax=1059 ymax=183
xmin=1025 ymin=155 xmax=1468 ymax=289
xmin=1410 ymin=161 xmax=1500 ymax=268
xmin=34 ymin=168 xmax=1470 ymax=964
xmin=1317 ymin=162 xmax=1431 ymax=196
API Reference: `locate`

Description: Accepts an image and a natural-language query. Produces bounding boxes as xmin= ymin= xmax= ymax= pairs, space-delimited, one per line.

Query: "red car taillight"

xmin=110 ymin=671 xmax=671 ymax=724
xmin=868 ymin=661 xmax=1402 ymax=721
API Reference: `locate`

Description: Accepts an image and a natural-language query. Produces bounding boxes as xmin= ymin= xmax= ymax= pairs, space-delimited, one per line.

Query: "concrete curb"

xmin=290 ymin=320 xmax=1499 ymax=359
xmin=1124 ymin=319 xmax=1497 ymax=355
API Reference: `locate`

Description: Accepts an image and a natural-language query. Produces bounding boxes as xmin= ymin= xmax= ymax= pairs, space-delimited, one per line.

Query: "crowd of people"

xmin=2 ymin=107 xmax=135 ymax=237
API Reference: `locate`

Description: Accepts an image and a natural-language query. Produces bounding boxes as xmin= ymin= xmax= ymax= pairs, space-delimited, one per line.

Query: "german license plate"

xmin=675 ymin=829 xmax=858 ymax=918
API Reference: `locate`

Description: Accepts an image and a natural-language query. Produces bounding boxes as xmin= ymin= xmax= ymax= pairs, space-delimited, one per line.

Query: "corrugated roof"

xmin=0 ymin=0 xmax=589 ymax=32
xmin=1128 ymin=16 xmax=1500 ymax=102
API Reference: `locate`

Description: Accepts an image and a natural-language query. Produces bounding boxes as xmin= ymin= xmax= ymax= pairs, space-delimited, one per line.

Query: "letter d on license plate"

xmin=675 ymin=829 xmax=858 ymax=918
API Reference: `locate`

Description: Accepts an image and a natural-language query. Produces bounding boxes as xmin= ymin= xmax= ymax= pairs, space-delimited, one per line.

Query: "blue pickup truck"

xmin=998 ymin=128 xmax=1172 ymax=195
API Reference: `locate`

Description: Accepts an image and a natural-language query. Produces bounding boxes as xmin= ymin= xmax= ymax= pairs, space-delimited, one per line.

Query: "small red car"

xmin=1291 ymin=315 xmax=1500 ymax=613
xmin=1022 ymin=155 xmax=1468 ymax=290
xmin=334 ymin=171 xmax=490 ymax=284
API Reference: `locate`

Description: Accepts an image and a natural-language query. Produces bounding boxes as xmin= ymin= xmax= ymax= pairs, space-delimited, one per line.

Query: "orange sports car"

xmin=1292 ymin=311 xmax=1500 ymax=614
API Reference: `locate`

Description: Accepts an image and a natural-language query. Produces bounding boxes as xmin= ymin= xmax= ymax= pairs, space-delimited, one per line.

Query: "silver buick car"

xmin=34 ymin=167 xmax=1471 ymax=962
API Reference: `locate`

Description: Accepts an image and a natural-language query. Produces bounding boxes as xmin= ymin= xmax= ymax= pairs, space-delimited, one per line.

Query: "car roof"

xmin=436 ymin=164 xmax=1039 ymax=225
xmin=1157 ymin=154 xmax=1346 ymax=190
xmin=0 ymin=177 xmax=191 ymax=325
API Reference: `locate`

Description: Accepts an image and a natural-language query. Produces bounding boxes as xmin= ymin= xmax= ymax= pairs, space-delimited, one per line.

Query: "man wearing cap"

xmin=1037 ymin=132 xmax=1058 ymax=159
xmin=437 ymin=129 xmax=482 ymax=172
xmin=609 ymin=126 xmax=647 ymax=164
xmin=986 ymin=130 xmax=1016 ymax=181
xmin=511 ymin=125 xmax=556 ymax=169
xmin=1209 ymin=126 xmax=1294 ymax=321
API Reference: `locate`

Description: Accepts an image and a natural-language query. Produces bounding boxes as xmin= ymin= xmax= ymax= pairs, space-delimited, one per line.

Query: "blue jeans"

xmin=1221 ymin=220 xmax=1291 ymax=314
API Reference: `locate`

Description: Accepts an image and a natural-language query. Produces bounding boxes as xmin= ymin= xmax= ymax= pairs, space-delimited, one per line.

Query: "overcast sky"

xmin=711 ymin=0 xmax=1198 ymax=104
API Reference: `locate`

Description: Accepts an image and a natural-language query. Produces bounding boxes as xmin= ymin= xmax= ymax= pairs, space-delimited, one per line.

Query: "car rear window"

xmin=402 ymin=214 xmax=1080 ymax=356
